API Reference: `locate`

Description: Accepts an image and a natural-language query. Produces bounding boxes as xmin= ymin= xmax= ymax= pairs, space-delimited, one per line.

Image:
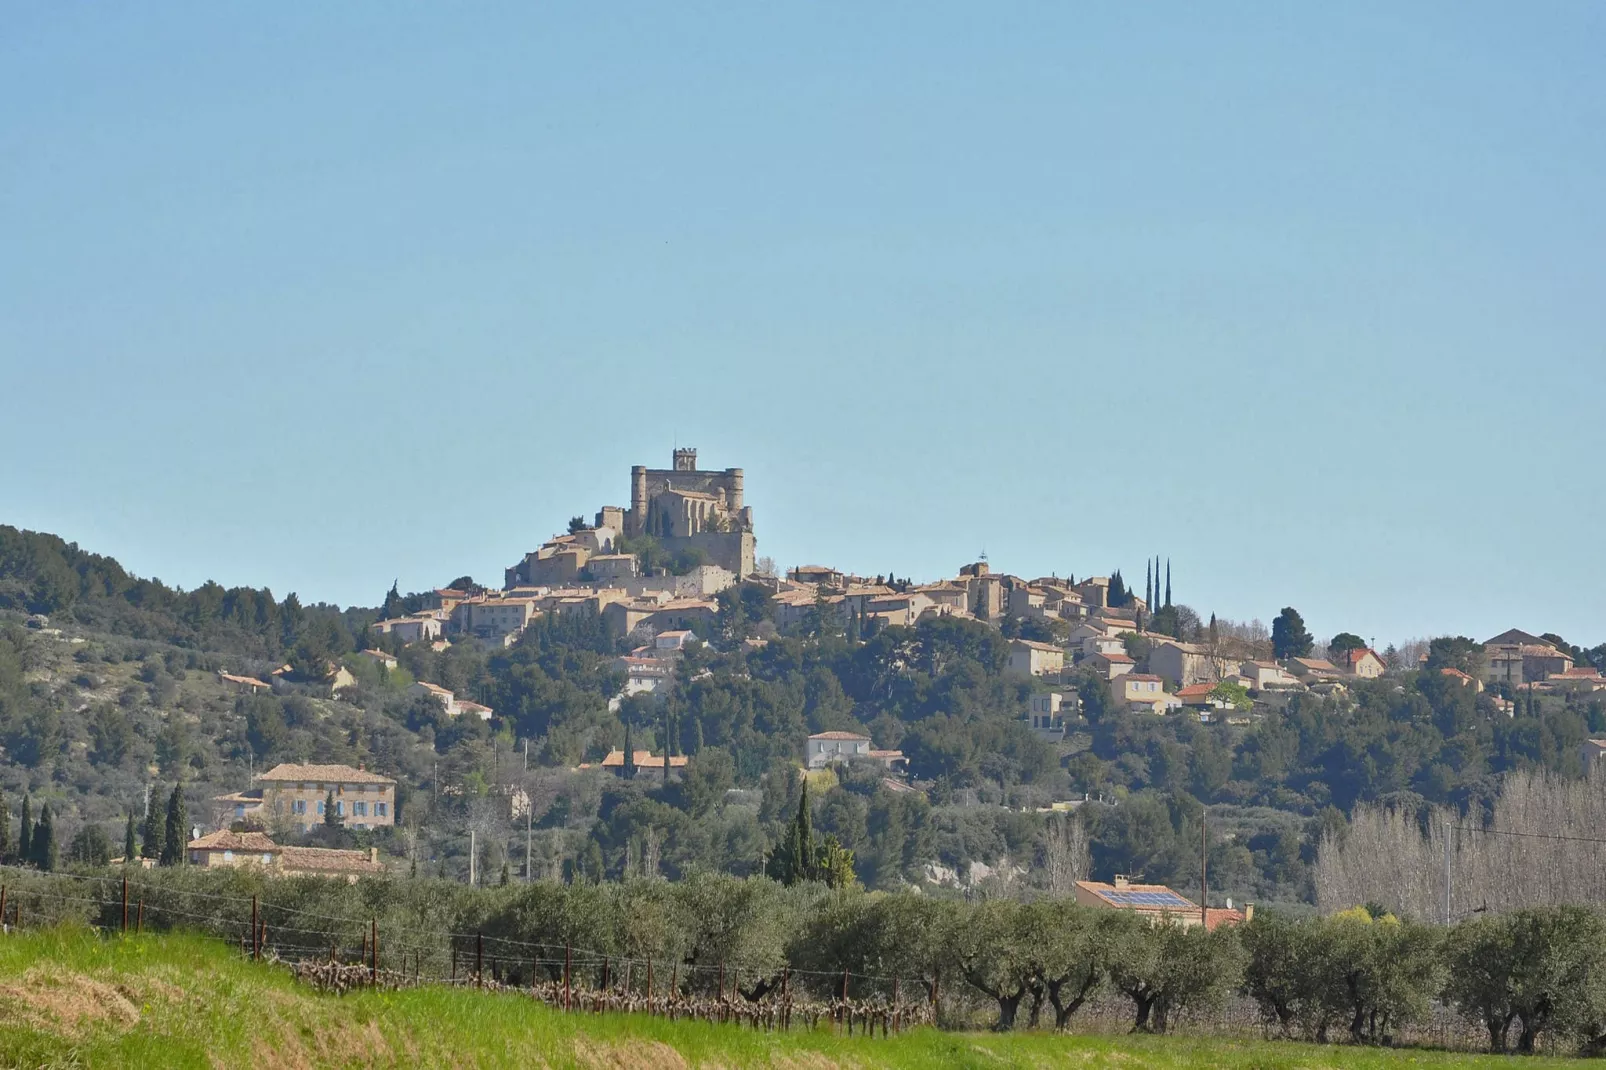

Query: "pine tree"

xmin=0 ymin=794 xmax=10 ymax=864
xmin=18 ymin=796 xmax=32 ymax=866
xmin=160 ymin=784 xmax=186 ymax=866
xmin=124 ymin=813 xmax=137 ymax=864
xmin=324 ymin=790 xmax=340 ymax=830
xmin=33 ymin=804 xmax=57 ymax=872
xmin=141 ymin=792 xmax=163 ymax=861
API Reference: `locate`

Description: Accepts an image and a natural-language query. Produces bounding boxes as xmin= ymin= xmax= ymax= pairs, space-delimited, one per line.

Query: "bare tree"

xmin=1041 ymin=813 xmax=1091 ymax=896
xmin=1317 ymin=769 xmax=1606 ymax=919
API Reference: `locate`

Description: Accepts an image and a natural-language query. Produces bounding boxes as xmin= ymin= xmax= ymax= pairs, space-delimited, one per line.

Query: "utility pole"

xmin=1443 ymin=821 xmax=1452 ymax=924
xmin=1200 ymin=811 xmax=1209 ymax=929
xmin=526 ymin=804 xmax=533 ymax=883
xmin=469 ymin=828 xmax=477 ymax=887
xmin=523 ymin=738 xmax=529 ymax=774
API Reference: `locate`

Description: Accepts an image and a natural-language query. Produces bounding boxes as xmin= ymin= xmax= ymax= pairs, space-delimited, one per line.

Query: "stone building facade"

xmin=616 ymin=449 xmax=757 ymax=577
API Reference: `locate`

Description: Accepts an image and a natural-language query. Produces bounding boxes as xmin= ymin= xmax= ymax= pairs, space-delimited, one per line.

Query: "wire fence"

xmin=0 ymin=865 xmax=1546 ymax=1052
xmin=0 ymin=866 xmax=932 ymax=1036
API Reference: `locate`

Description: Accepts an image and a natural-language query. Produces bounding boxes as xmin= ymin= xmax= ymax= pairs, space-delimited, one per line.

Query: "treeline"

xmin=0 ymin=525 xmax=376 ymax=661
xmin=9 ymin=863 xmax=1606 ymax=1053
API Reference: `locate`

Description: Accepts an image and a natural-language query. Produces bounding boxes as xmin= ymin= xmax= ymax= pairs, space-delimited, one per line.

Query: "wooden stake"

xmin=121 ymin=876 xmax=129 ymax=934
xmin=251 ymin=896 xmax=259 ymax=961
xmin=136 ymin=899 xmax=144 ymax=934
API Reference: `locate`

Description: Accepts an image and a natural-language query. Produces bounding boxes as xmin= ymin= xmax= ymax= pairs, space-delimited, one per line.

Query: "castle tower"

xmin=628 ymin=465 xmax=648 ymax=537
xmin=673 ymin=447 xmax=697 ymax=472
xmin=725 ymin=467 xmax=744 ymax=513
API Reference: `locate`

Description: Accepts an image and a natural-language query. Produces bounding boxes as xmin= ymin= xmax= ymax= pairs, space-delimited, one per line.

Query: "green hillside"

xmin=0 ymin=927 xmax=1581 ymax=1069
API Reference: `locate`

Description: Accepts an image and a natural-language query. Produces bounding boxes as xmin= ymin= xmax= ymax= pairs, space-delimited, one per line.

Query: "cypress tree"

xmin=0 ymin=794 xmax=10 ymax=864
xmin=160 ymin=784 xmax=186 ymax=866
xmin=323 ymin=790 xmax=340 ymax=829
xmin=123 ymin=813 xmax=137 ymax=864
xmin=18 ymin=796 xmax=32 ymax=866
xmin=1165 ymin=559 xmax=1172 ymax=607
xmin=33 ymin=803 xmax=57 ymax=872
xmin=141 ymin=792 xmax=164 ymax=861
xmin=1145 ymin=561 xmax=1153 ymax=608
xmin=623 ymin=722 xmax=637 ymax=778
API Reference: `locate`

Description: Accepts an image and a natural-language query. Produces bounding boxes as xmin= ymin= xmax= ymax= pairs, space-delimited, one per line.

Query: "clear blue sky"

xmin=3 ymin=4 xmax=1603 ymax=647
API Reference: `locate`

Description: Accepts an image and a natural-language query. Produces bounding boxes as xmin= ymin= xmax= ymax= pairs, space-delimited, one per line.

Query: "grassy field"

xmin=0 ymin=927 xmax=1579 ymax=1069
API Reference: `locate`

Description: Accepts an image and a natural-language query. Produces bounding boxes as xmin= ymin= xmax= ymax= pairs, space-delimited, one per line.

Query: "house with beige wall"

xmin=250 ymin=763 xmax=397 ymax=833
xmin=1007 ymin=639 xmax=1066 ymax=678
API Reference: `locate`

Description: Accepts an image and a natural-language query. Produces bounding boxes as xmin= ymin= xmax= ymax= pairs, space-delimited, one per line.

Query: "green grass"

xmin=0 ymin=927 xmax=1579 ymax=1069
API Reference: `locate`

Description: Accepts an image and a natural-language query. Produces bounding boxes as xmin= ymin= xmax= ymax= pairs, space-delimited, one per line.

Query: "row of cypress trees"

xmin=0 ymin=794 xmax=58 ymax=871
xmin=0 ymin=784 xmax=189 ymax=873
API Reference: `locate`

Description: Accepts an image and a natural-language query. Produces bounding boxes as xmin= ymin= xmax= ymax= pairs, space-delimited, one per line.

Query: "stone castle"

xmin=507 ymin=449 xmax=756 ymax=587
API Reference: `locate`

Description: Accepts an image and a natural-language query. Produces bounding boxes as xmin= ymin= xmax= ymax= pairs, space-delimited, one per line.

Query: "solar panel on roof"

xmin=1102 ymin=889 xmax=1194 ymax=909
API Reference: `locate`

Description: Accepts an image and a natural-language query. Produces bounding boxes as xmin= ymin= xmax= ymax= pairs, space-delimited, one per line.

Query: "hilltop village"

xmin=364 ymin=449 xmax=1602 ymax=746
xmin=1 ymin=450 xmax=1601 ymax=903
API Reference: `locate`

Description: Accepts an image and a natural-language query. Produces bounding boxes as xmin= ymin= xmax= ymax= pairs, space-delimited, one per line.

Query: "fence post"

xmin=564 ymin=944 xmax=572 ymax=1010
xmin=893 ymin=976 xmax=900 ymax=1034
xmin=136 ymin=899 xmax=144 ymax=934
xmin=251 ymin=896 xmax=259 ymax=961
xmin=1 ymin=886 xmax=7 ymax=935
xmin=260 ymin=919 xmax=267 ymax=960
xmin=121 ymin=876 xmax=129 ymax=934
xmin=476 ymin=932 xmax=484 ymax=990
xmin=370 ymin=919 xmax=378 ymax=986
xmin=647 ymin=959 xmax=653 ymax=1002
xmin=451 ymin=943 xmax=457 ymax=984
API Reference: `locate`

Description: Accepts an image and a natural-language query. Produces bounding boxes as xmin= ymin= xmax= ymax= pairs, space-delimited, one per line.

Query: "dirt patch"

xmin=574 ymin=1037 xmax=690 ymax=1070
xmin=0 ymin=966 xmax=142 ymax=1036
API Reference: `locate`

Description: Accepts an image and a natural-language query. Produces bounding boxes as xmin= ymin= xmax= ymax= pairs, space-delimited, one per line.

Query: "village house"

xmin=357 ymin=649 xmax=398 ymax=671
xmin=1176 ymin=682 xmax=1236 ymax=711
xmin=185 ymin=830 xmax=385 ymax=881
xmin=577 ymin=749 xmax=691 ymax=777
xmin=1538 ymin=667 xmax=1606 ymax=695
xmin=1113 ymin=674 xmax=1183 ymax=714
xmin=806 ymin=730 xmax=870 ymax=768
xmin=1087 ymin=650 xmax=1136 ymax=681
xmin=218 ymin=671 xmax=271 ymax=695
xmin=371 ymin=614 xmax=444 ymax=644
xmin=1440 ymin=667 xmax=1485 ymax=692
xmin=1007 ymin=639 xmax=1066 ymax=679
xmin=1148 ymin=641 xmax=1218 ymax=688
xmin=1074 ymin=876 xmax=1248 ymax=930
xmin=1239 ymin=660 xmax=1300 ymax=690
xmin=1483 ymin=629 xmax=1575 ymax=685
xmin=1336 ymin=647 xmax=1386 ymax=678
xmin=408 ymin=681 xmax=494 ymax=721
xmin=1023 ymin=691 xmax=1073 ymax=741
xmin=1284 ymin=657 xmax=1342 ymax=681
xmin=803 ymin=731 xmax=909 ymax=774
xmin=217 ymin=763 xmax=398 ymax=833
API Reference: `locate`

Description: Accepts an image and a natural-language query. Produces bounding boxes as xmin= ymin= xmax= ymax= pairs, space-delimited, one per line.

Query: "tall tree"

xmin=623 ymin=722 xmax=637 ymax=778
xmin=381 ymin=581 xmax=404 ymax=620
xmin=1165 ymin=559 xmax=1172 ymax=608
xmin=766 ymin=779 xmax=817 ymax=885
xmin=1271 ymin=607 xmax=1314 ymax=660
xmin=141 ymin=791 xmax=163 ymax=861
xmin=32 ymin=803 xmax=57 ymax=872
xmin=1145 ymin=561 xmax=1153 ymax=609
xmin=18 ymin=796 xmax=31 ymax=866
xmin=160 ymin=784 xmax=186 ymax=866
xmin=324 ymin=790 xmax=340 ymax=829
xmin=0 ymin=794 xmax=9 ymax=864
xmin=124 ymin=812 xmax=137 ymax=864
